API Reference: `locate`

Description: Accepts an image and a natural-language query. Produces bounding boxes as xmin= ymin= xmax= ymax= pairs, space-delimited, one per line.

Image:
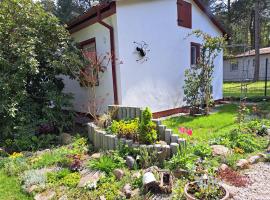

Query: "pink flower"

xmin=186 ymin=129 xmax=193 ymax=136
xmin=178 ymin=127 xmax=186 ymax=134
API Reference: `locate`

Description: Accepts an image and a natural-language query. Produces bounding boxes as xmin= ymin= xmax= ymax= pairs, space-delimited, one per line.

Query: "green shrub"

xmin=138 ymin=107 xmax=157 ymax=144
xmin=47 ymin=168 xmax=71 ymax=185
xmin=244 ymin=119 xmax=270 ymax=136
xmin=109 ymin=119 xmax=139 ymax=140
xmin=88 ymin=154 xmax=125 ymax=174
xmin=165 ymin=149 xmax=197 ymax=171
xmin=192 ymin=143 xmax=212 ymax=159
xmin=3 ymin=157 xmax=29 ymax=176
xmin=228 ymin=129 xmax=262 ymax=153
xmin=61 ymin=172 xmax=80 ymax=187
xmin=22 ymin=169 xmax=46 ymax=190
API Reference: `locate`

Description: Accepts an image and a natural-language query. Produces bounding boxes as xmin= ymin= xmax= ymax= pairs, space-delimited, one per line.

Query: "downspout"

xmin=97 ymin=6 xmax=119 ymax=105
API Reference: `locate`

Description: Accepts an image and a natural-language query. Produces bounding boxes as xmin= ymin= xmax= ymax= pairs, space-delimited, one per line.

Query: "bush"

xmin=88 ymin=154 xmax=125 ymax=174
xmin=47 ymin=168 xmax=80 ymax=187
xmin=244 ymin=119 xmax=270 ymax=136
xmin=192 ymin=143 xmax=212 ymax=159
xmin=3 ymin=157 xmax=29 ymax=176
xmin=138 ymin=107 xmax=157 ymax=144
xmin=22 ymin=169 xmax=47 ymax=190
xmin=61 ymin=172 xmax=80 ymax=187
xmin=0 ymin=0 xmax=85 ymax=150
xmin=109 ymin=119 xmax=139 ymax=140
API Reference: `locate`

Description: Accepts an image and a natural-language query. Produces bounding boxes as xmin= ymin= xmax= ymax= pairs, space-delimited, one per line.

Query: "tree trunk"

xmin=254 ymin=0 xmax=260 ymax=81
xmin=227 ymin=0 xmax=231 ymax=44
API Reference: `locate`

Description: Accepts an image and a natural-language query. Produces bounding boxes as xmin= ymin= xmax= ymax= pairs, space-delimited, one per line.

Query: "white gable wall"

xmin=62 ymin=15 xmax=120 ymax=113
xmin=116 ymin=0 xmax=223 ymax=112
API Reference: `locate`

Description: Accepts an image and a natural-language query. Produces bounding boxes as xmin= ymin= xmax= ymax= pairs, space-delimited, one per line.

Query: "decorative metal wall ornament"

xmin=133 ymin=41 xmax=150 ymax=63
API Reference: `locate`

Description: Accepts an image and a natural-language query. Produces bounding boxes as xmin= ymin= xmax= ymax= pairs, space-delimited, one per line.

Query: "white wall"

xmin=224 ymin=54 xmax=270 ymax=82
xmin=116 ymin=0 xmax=224 ymax=112
xmin=62 ymin=15 xmax=119 ymax=113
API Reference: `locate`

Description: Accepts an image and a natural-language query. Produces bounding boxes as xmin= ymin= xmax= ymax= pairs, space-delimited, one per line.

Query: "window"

xmin=191 ymin=43 xmax=200 ymax=65
xmin=230 ymin=61 xmax=238 ymax=71
xmin=177 ymin=0 xmax=192 ymax=28
xmin=79 ymin=38 xmax=98 ymax=87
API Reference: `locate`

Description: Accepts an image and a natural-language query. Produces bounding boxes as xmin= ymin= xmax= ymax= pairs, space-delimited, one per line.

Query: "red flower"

xmin=179 ymin=127 xmax=186 ymax=134
xmin=187 ymin=129 xmax=193 ymax=136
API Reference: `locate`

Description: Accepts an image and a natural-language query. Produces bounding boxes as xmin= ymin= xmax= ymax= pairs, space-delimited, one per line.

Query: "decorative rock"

xmin=27 ymin=185 xmax=38 ymax=193
xmin=163 ymin=145 xmax=171 ymax=158
xmin=126 ymin=156 xmax=136 ymax=169
xmin=222 ymin=183 xmax=239 ymax=198
xmin=58 ymin=195 xmax=68 ymax=200
xmin=78 ymin=171 xmax=102 ymax=188
xmin=236 ymin=159 xmax=249 ymax=169
xmin=113 ymin=169 xmax=125 ymax=180
xmin=170 ymin=143 xmax=179 ymax=155
xmin=211 ymin=145 xmax=230 ymax=157
xmin=154 ymin=144 xmax=162 ymax=152
xmin=170 ymin=134 xmax=179 ymax=143
xmin=131 ymin=143 xmax=140 ymax=149
xmin=122 ymin=184 xmax=132 ymax=198
xmin=90 ymin=153 xmax=102 ymax=159
xmin=219 ymin=164 xmax=229 ymax=171
xmin=267 ymin=129 xmax=270 ymax=135
xmin=248 ymin=155 xmax=261 ymax=164
xmin=34 ymin=190 xmax=56 ymax=200
xmin=157 ymin=150 xmax=167 ymax=163
xmin=100 ymin=196 xmax=106 ymax=200
xmin=165 ymin=129 xmax=172 ymax=144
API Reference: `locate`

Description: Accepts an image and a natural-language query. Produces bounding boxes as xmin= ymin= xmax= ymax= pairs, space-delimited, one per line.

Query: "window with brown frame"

xmin=177 ymin=0 xmax=192 ymax=28
xmin=79 ymin=38 xmax=99 ymax=87
xmin=191 ymin=42 xmax=200 ymax=65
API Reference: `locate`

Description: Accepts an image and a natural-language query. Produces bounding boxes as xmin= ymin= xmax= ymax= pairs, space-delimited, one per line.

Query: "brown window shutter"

xmin=177 ymin=0 xmax=192 ymax=29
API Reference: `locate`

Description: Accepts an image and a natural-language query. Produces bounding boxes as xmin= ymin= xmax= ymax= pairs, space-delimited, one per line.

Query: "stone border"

xmin=87 ymin=105 xmax=187 ymax=159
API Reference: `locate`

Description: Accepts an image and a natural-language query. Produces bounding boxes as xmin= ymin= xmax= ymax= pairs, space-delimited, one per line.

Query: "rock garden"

xmin=0 ymin=102 xmax=270 ymax=200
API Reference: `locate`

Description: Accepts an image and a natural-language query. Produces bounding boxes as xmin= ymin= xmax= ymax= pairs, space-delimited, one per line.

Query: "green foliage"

xmin=92 ymin=181 xmax=121 ymax=200
xmin=244 ymin=119 xmax=270 ymax=136
xmin=47 ymin=168 xmax=80 ymax=187
xmin=2 ymin=157 xmax=29 ymax=176
xmin=31 ymin=137 xmax=88 ymax=169
xmin=109 ymin=118 xmax=139 ymax=140
xmin=192 ymin=143 xmax=212 ymax=159
xmin=88 ymin=154 xmax=125 ymax=174
xmin=165 ymin=148 xmax=197 ymax=171
xmin=0 ymin=0 xmax=85 ymax=150
xmin=227 ymin=129 xmax=263 ymax=153
xmin=138 ymin=107 xmax=157 ymax=144
xmin=184 ymin=30 xmax=225 ymax=115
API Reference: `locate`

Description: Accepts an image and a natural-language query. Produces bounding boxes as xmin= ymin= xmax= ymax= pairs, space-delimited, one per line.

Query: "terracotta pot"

xmin=184 ymin=182 xmax=229 ymax=200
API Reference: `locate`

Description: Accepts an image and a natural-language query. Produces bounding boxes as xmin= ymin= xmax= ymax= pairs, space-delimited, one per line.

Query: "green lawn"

xmin=223 ymin=81 xmax=270 ymax=98
xmin=0 ymin=170 xmax=32 ymax=200
xmin=163 ymin=104 xmax=238 ymax=142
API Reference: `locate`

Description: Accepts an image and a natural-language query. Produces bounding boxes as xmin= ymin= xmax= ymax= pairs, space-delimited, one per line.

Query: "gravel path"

xmin=229 ymin=162 xmax=270 ymax=200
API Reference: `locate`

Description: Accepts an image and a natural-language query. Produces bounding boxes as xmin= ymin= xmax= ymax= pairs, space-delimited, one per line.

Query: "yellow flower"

xmin=9 ymin=152 xmax=23 ymax=159
xmin=234 ymin=147 xmax=244 ymax=154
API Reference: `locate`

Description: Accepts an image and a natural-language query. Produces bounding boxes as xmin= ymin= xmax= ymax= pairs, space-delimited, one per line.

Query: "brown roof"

xmin=235 ymin=47 xmax=270 ymax=58
xmin=67 ymin=0 xmax=227 ymax=35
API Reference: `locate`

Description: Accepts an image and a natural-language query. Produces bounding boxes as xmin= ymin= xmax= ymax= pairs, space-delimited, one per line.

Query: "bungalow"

xmin=63 ymin=0 xmax=225 ymax=117
xmin=224 ymin=47 xmax=270 ymax=82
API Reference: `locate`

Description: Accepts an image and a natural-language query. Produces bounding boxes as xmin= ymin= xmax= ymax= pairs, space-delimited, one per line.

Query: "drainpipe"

xmin=97 ymin=6 xmax=119 ymax=105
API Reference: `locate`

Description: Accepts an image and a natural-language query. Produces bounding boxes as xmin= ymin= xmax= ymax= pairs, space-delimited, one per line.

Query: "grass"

xmin=223 ymin=81 xmax=270 ymax=98
xmin=163 ymin=104 xmax=238 ymax=142
xmin=0 ymin=170 xmax=32 ymax=200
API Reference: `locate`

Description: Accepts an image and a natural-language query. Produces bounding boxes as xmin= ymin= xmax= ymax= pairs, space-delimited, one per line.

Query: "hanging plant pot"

xmin=184 ymin=181 xmax=229 ymax=200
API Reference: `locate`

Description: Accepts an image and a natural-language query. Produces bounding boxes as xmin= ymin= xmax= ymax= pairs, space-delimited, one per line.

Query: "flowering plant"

xmin=9 ymin=152 xmax=23 ymax=159
xmin=178 ymin=127 xmax=193 ymax=136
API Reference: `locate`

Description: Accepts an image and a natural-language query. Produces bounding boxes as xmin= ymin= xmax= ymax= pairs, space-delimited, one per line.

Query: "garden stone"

xmin=267 ymin=129 xmax=270 ymax=135
xmin=99 ymin=196 xmax=106 ymax=200
xmin=170 ymin=134 xmax=179 ymax=143
xmin=58 ymin=195 xmax=68 ymax=200
xmin=154 ymin=144 xmax=162 ymax=152
xmin=165 ymin=129 xmax=172 ymax=144
xmin=163 ymin=145 xmax=171 ymax=158
xmin=78 ymin=171 xmax=102 ymax=188
xmin=157 ymin=150 xmax=167 ymax=163
xmin=211 ymin=145 xmax=230 ymax=156
xmin=143 ymin=172 xmax=158 ymax=192
xmin=236 ymin=159 xmax=250 ymax=169
xmin=177 ymin=138 xmax=186 ymax=150
xmin=144 ymin=166 xmax=159 ymax=173
xmin=90 ymin=153 xmax=102 ymax=159
xmin=34 ymin=190 xmax=56 ymax=200
xmin=126 ymin=156 xmax=136 ymax=169
xmin=132 ymin=143 xmax=140 ymax=149
xmin=126 ymin=140 xmax=133 ymax=148
xmin=248 ymin=155 xmax=261 ymax=164
xmin=170 ymin=143 xmax=179 ymax=155
xmin=59 ymin=133 xmax=72 ymax=145
xmin=219 ymin=164 xmax=229 ymax=171
xmin=222 ymin=183 xmax=239 ymax=198
xmin=113 ymin=169 xmax=125 ymax=180
xmin=27 ymin=185 xmax=38 ymax=193
xmin=122 ymin=184 xmax=132 ymax=198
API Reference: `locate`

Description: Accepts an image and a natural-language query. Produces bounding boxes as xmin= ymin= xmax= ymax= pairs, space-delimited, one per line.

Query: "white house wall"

xmin=224 ymin=54 xmax=270 ymax=82
xmin=62 ymin=15 xmax=119 ymax=113
xmin=116 ymin=0 xmax=223 ymax=112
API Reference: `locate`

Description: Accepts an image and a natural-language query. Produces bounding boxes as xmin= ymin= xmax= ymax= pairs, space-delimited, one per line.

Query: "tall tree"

xmin=254 ymin=0 xmax=260 ymax=81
